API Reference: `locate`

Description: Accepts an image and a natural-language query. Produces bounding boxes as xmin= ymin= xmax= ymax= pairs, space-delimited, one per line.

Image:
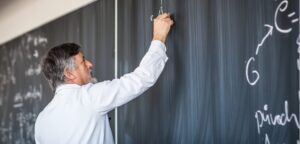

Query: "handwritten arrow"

xmin=255 ymin=24 xmax=273 ymax=55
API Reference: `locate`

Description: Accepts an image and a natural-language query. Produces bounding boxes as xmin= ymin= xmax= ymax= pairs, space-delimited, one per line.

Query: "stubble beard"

xmin=89 ymin=71 xmax=98 ymax=84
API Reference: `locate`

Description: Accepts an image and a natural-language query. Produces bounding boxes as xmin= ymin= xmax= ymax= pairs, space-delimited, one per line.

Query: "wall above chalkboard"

xmin=0 ymin=0 xmax=97 ymax=45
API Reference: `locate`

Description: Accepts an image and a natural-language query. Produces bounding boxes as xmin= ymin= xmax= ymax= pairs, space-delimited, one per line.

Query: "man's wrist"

xmin=153 ymin=35 xmax=166 ymax=43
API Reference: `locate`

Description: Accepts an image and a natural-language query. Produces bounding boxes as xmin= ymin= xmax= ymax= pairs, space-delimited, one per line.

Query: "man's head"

xmin=42 ymin=43 xmax=93 ymax=90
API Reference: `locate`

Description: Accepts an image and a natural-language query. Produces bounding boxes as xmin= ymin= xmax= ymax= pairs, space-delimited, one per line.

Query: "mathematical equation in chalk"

xmin=245 ymin=0 xmax=298 ymax=86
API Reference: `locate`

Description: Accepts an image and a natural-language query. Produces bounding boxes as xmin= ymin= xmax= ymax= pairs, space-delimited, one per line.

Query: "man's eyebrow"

xmin=82 ymin=56 xmax=85 ymax=62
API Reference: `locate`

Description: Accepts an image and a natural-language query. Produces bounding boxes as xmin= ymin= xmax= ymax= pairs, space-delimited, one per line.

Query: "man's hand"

xmin=153 ymin=13 xmax=174 ymax=43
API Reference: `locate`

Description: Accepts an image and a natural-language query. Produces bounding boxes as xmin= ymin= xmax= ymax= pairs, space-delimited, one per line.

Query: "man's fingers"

xmin=152 ymin=13 xmax=174 ymax=43
xmin=156 ymin=13 xmax=171 ymax=20
xmin=154 ymin=13 xmax=173 ymax=25
xmin=161 ymin=18 xmax=174 ymax=26
xmin=161 ymin=13 xmax=170 ymax=19
xmin=169 ymin=19 xmax=174 ymax=26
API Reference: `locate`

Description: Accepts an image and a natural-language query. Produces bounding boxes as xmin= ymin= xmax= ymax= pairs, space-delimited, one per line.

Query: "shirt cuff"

xmin=151 ymin=40 xmax=167 ymax=52
xmin=148 ymin=40 xmax=168 ymax=62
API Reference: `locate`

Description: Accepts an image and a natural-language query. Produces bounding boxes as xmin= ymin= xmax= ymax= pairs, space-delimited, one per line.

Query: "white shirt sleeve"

xmin=86 ymin=40 xmax=168 ymax=113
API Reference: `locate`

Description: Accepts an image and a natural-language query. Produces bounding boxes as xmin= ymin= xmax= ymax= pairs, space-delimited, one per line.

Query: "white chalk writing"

xmin=274 ymin=0 xmax=298 ymax=33
xmin=255 ymin=101 xmax=300 ymax=134
xmin=245 ymin=0 xmax=298 ymax=86
xmin=150 ymin=0 xmax=165 ymax=21
xmin=25 ymin=64 xmax=41 ymax=76
xmin=13 ymin=85 xmax=42 ymax=108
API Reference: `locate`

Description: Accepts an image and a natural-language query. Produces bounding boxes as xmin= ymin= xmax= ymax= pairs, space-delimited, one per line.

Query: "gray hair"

xmin=41 ymin=43 xmax=80 ymax=90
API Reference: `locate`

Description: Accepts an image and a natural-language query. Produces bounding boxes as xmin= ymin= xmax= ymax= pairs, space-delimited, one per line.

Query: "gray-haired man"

xmin=35 ymin=13 xmax=173 ymax=144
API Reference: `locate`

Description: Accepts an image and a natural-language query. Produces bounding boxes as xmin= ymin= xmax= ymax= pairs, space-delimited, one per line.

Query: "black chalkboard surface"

xmin=0 ymin=0 xmax=299 ymax=143
xmin=117 ymin=0 xmax=299 ymax=143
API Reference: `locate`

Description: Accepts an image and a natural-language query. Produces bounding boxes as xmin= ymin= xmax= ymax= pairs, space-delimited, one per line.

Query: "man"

xmin=35 ymin=13 xmax=173 ymax=144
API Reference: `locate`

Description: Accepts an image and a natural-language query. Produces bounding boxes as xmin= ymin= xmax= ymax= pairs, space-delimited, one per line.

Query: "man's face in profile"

xmin=72 ymin=52 xmax=93 ymax=85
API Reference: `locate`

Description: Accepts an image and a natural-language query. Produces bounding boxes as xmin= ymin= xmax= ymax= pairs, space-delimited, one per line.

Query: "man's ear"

xmin=64 ymin=69 xmax=76 ymax=81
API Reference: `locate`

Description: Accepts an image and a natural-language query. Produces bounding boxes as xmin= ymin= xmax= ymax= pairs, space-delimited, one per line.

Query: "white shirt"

xmin=34 ymin=40 xmax=168 ymax=144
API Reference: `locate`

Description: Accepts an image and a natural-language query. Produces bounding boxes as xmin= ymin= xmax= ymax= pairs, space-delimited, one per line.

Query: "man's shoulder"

xmin=82 ymin=81 xmax=111 ymax=90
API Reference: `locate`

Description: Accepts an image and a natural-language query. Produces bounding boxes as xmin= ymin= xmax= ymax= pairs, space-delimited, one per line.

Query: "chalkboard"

xmin=0 ymin=0 xmax=115 ymax=143
xmin=0 ymin=0 xmax=299 ymax=143
xmin=117 ymin=0 xmax=299 ymax=143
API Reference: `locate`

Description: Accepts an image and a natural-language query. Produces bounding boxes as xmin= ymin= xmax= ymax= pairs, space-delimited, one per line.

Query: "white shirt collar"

xmin=55 ymin=84 xmax=81 ymax=94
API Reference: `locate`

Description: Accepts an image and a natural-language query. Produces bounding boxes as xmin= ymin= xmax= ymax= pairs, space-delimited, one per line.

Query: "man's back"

xmin=35 ymin=84 xmax=114 ymax=144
